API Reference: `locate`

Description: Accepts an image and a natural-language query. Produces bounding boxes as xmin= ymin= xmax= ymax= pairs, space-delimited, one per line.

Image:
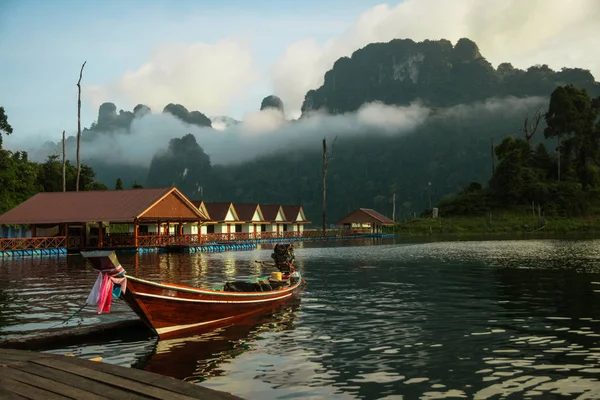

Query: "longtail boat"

xmin=80 ymin=244 xmax=305 ymax=339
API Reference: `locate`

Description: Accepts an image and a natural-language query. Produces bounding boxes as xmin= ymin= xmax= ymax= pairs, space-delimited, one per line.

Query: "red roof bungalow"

xmin=0 ymin=187 xmax=208 ymax=250
xmin=282 ymin=206 xmax=311 ymax=234
xmin=337 ymin=208 xmax=394 ymax=234
xmin=233 ymin=204 xmax=268 ymax=236
xmin=201 ymin=202 xmax=244 ymax=235
xmin=259 ymin=205 xmax=289 ymax=235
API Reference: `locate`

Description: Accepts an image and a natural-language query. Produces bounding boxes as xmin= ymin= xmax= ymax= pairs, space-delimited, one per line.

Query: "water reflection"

xmin=3 ymin=238 xmax=600 ymax=399
xmin=141 ymin=300 xmax=301 ymax=382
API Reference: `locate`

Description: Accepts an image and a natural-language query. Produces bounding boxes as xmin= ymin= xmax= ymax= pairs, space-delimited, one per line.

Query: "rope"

xmin=48 ymin=303 xmax=88 ymax=329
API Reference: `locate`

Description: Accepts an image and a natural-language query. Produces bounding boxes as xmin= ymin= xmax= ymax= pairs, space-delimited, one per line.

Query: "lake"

xmin=2 ymin=237 xmax=600 ymax=399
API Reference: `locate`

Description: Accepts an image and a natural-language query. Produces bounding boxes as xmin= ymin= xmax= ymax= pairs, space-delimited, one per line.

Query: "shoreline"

xmin=391 ymin=213 xmax=600 ymax=238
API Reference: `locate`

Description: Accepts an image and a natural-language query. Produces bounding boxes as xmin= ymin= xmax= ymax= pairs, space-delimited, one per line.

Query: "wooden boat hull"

xmin=122 ymin=275 xmax=305 ymax=339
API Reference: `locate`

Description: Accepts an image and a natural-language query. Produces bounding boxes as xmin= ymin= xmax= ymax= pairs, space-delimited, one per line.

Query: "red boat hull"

xmin=122 ymin=275 xmax=305 ymax=339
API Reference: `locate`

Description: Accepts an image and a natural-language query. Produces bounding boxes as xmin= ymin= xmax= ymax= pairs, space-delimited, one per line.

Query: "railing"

xmin=0 ymin=229 xmax=370 ymax=251
xmin=0 ymin=236 xmax=67 ymax=251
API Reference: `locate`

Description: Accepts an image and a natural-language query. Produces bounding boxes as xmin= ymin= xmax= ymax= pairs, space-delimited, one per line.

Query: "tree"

xmin=132 ymin=181 xmax=144 ymax=189
xmin=115 ymin=178 xmax=123 ymax=190
xmin=548 ymin=85 xmax=600 ymax=185
xmin=523 ymin=109 xmax=542 ymax=147
xmin=544 ymin=85 xmax=599 ymax=183
xmin=0 ymin=106 xmax=13 ymax=148
xmin=76 ymin=61 xmax=87 ymax=191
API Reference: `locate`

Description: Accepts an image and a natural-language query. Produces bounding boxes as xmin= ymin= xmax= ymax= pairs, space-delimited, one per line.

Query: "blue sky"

xmin=1 ymin=0 xmax=598 ymax=151
xmin=0 ymin=0 xmax=389 ymax=144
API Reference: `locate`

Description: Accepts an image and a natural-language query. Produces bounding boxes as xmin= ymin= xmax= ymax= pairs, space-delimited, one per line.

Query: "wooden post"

xmin=76 ymin=61 xmax=86 ymax=192
xmin=134 ymin=220 xmax=139 ymax=248
xmin=557 ymin=136 xmax=561 ymax=182
xmin=322 ymin=136 xmax=337 ymax=237
xmin=64 ymin=223 xmax=69 ymax=246
xmin=491 ymin=137 xmax=495 ymax=175
xmin=62 ymin=130 xmax=66 ymax=192
xmin=97 ymin=222 xmax=103 ymax=247
xmin=322 ymin=138 xmax=326 ymax=237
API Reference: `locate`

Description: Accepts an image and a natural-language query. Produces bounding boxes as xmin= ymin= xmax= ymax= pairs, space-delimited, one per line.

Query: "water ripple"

xmin=2 ymin=238 xmax=600 ymax=399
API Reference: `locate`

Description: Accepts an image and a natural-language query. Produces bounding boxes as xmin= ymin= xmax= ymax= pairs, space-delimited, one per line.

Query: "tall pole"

xmin=428 ymin=182 xmax=432 ymax=210
xmin=392 ymin=193 xmax=396 ymax=223
xmin=322 ymin=136 xmax=337 ymax=237
xmin=491 ymin=137 xmax=495 ymax=175
xmin=557 ymin=136 xmax=561 ymax=182
xmin=76 ymin=61 xmax=86 ymax=191
xmin=62 ymin=130 xmax=66 ymax=192
xmin=322 ymin=138 xmax=327 ymax=237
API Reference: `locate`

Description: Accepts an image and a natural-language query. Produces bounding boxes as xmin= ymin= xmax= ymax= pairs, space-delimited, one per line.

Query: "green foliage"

xmin=131 ymin=181 xmax=144 ymax=189
xmin=395 ymin=211 xmax=600 ymax=236
xmin=302 ymin=38 xmax=599 ymax=114
xmin=146 ymin=133 xmax=211 ymax=197
xmin=439 ymin=84 xmax=600 ymax=218
xmin=0 ymin=150 xmax=41 ymax=213
xmin=0 ymin=106 xmax=109 ymax=213
xmin=115 ymin=178 xmax=123 ymax=190
xmin=0 ymin=106 xmax=13 ymax=148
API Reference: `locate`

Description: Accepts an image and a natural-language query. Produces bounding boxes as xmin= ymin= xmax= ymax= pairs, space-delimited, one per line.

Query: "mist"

xmin=15 ymin=102 xmax=428 ymax=167
xmin=11 ymin=95 xmax=547 ymax=169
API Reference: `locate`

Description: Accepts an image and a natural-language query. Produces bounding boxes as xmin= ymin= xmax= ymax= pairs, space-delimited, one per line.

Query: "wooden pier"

xmin=0 ymin=348 xmax=242 ymax=399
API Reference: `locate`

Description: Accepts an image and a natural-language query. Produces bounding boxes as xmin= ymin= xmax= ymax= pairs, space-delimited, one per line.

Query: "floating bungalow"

xmin=337 ymin=208 xmax=394 ymax=234
xmin=232 ymin=203 xmax=268 ymax=237
xmin=0 ymin=187 xmax=208 ymax=251
xmin=0 ymin=186 xmax=393 ymax=256
xmin=0 ymin=187 xmax=316 ymax=254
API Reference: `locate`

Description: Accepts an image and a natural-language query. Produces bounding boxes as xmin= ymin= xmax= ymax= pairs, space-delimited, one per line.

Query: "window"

xmin=261 ymin=224 xmax=266 ymax=232
xmin=207 ymin=225 xmax=215 ymax=233
xmin=235 ymin=224 xmax=242 ymax=233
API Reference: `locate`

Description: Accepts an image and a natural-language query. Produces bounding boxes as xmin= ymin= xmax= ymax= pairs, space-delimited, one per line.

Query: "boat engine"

xmin=271 ymin=243 xmax=295 ymax=273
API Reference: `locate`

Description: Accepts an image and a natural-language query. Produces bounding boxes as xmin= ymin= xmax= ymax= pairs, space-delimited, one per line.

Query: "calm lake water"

xmin=2 ymin=237 xmax=600 ymax=399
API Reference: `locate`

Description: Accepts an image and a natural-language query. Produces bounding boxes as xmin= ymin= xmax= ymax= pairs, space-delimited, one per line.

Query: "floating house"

xmin=259 ymin=205 xmax=288 ymax=235
xmin=202 ymin=202 xmax=244 ymax=234
xmin=0 ymin=186 xmax=322 ymax=253
xmin=337 ymin=208 xmax=394 ymax=234
xmin=282 ymin=206 xmax=310 ymax=234
xmin=233 ymin=203 xmax=268 ymax=236
xmin=0 ymin=187 xmax=207 ymax=249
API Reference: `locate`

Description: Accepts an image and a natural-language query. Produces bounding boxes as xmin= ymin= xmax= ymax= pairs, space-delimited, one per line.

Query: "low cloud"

xmin=14 ymin=96 xmax=548 ymax=171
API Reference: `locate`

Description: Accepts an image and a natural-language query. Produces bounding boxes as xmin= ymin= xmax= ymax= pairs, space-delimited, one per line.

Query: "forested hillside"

xmin=3 ymin=38 xmax=600 ymax=225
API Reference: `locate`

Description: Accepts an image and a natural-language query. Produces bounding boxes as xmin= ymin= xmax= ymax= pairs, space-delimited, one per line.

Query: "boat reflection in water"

xmin=137 ymin=298 xmax=301 ymax=383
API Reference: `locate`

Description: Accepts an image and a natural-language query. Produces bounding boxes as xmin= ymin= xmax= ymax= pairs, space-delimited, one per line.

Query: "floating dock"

xmin=0 ymin=348 xmax=242 ymax=399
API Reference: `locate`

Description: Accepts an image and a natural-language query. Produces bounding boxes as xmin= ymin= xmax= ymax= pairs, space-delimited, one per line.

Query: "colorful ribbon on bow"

xmin=85 ymin=264 xmax=128 ymax=314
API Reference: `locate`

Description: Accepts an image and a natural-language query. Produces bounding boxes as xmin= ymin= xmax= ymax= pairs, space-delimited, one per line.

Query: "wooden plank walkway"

xmin=0 ymin=348 xmax=243 ymax=400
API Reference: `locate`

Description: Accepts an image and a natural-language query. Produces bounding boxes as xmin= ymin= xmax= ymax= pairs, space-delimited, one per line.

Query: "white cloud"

xmin=271 ymin=0 xmax=600 ymax=116
xmin=85 ymin=38 xmax=260 ymax=117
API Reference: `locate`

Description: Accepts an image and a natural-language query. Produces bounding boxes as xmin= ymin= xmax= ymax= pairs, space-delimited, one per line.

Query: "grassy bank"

xmin=393 ymin=211 xmax=600 ymax=236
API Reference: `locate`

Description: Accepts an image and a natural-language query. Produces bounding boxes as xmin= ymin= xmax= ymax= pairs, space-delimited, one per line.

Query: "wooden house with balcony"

xmin=282 ymin=206 xmax=310 ymax=236
xmin=233 ymin=204 xmax=268 ymax=238
xmin=0 ymin=187 xmax=208 ymax=251
xmin=337 ymin=208 xmax=394 ymax=234
xmin=259 ymin=205 xmax=288 ymax=236
xmin=202 ymin=202 xmax=244 ymax=239
xmin=190 ymin=200 xmax=215 ymax=235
